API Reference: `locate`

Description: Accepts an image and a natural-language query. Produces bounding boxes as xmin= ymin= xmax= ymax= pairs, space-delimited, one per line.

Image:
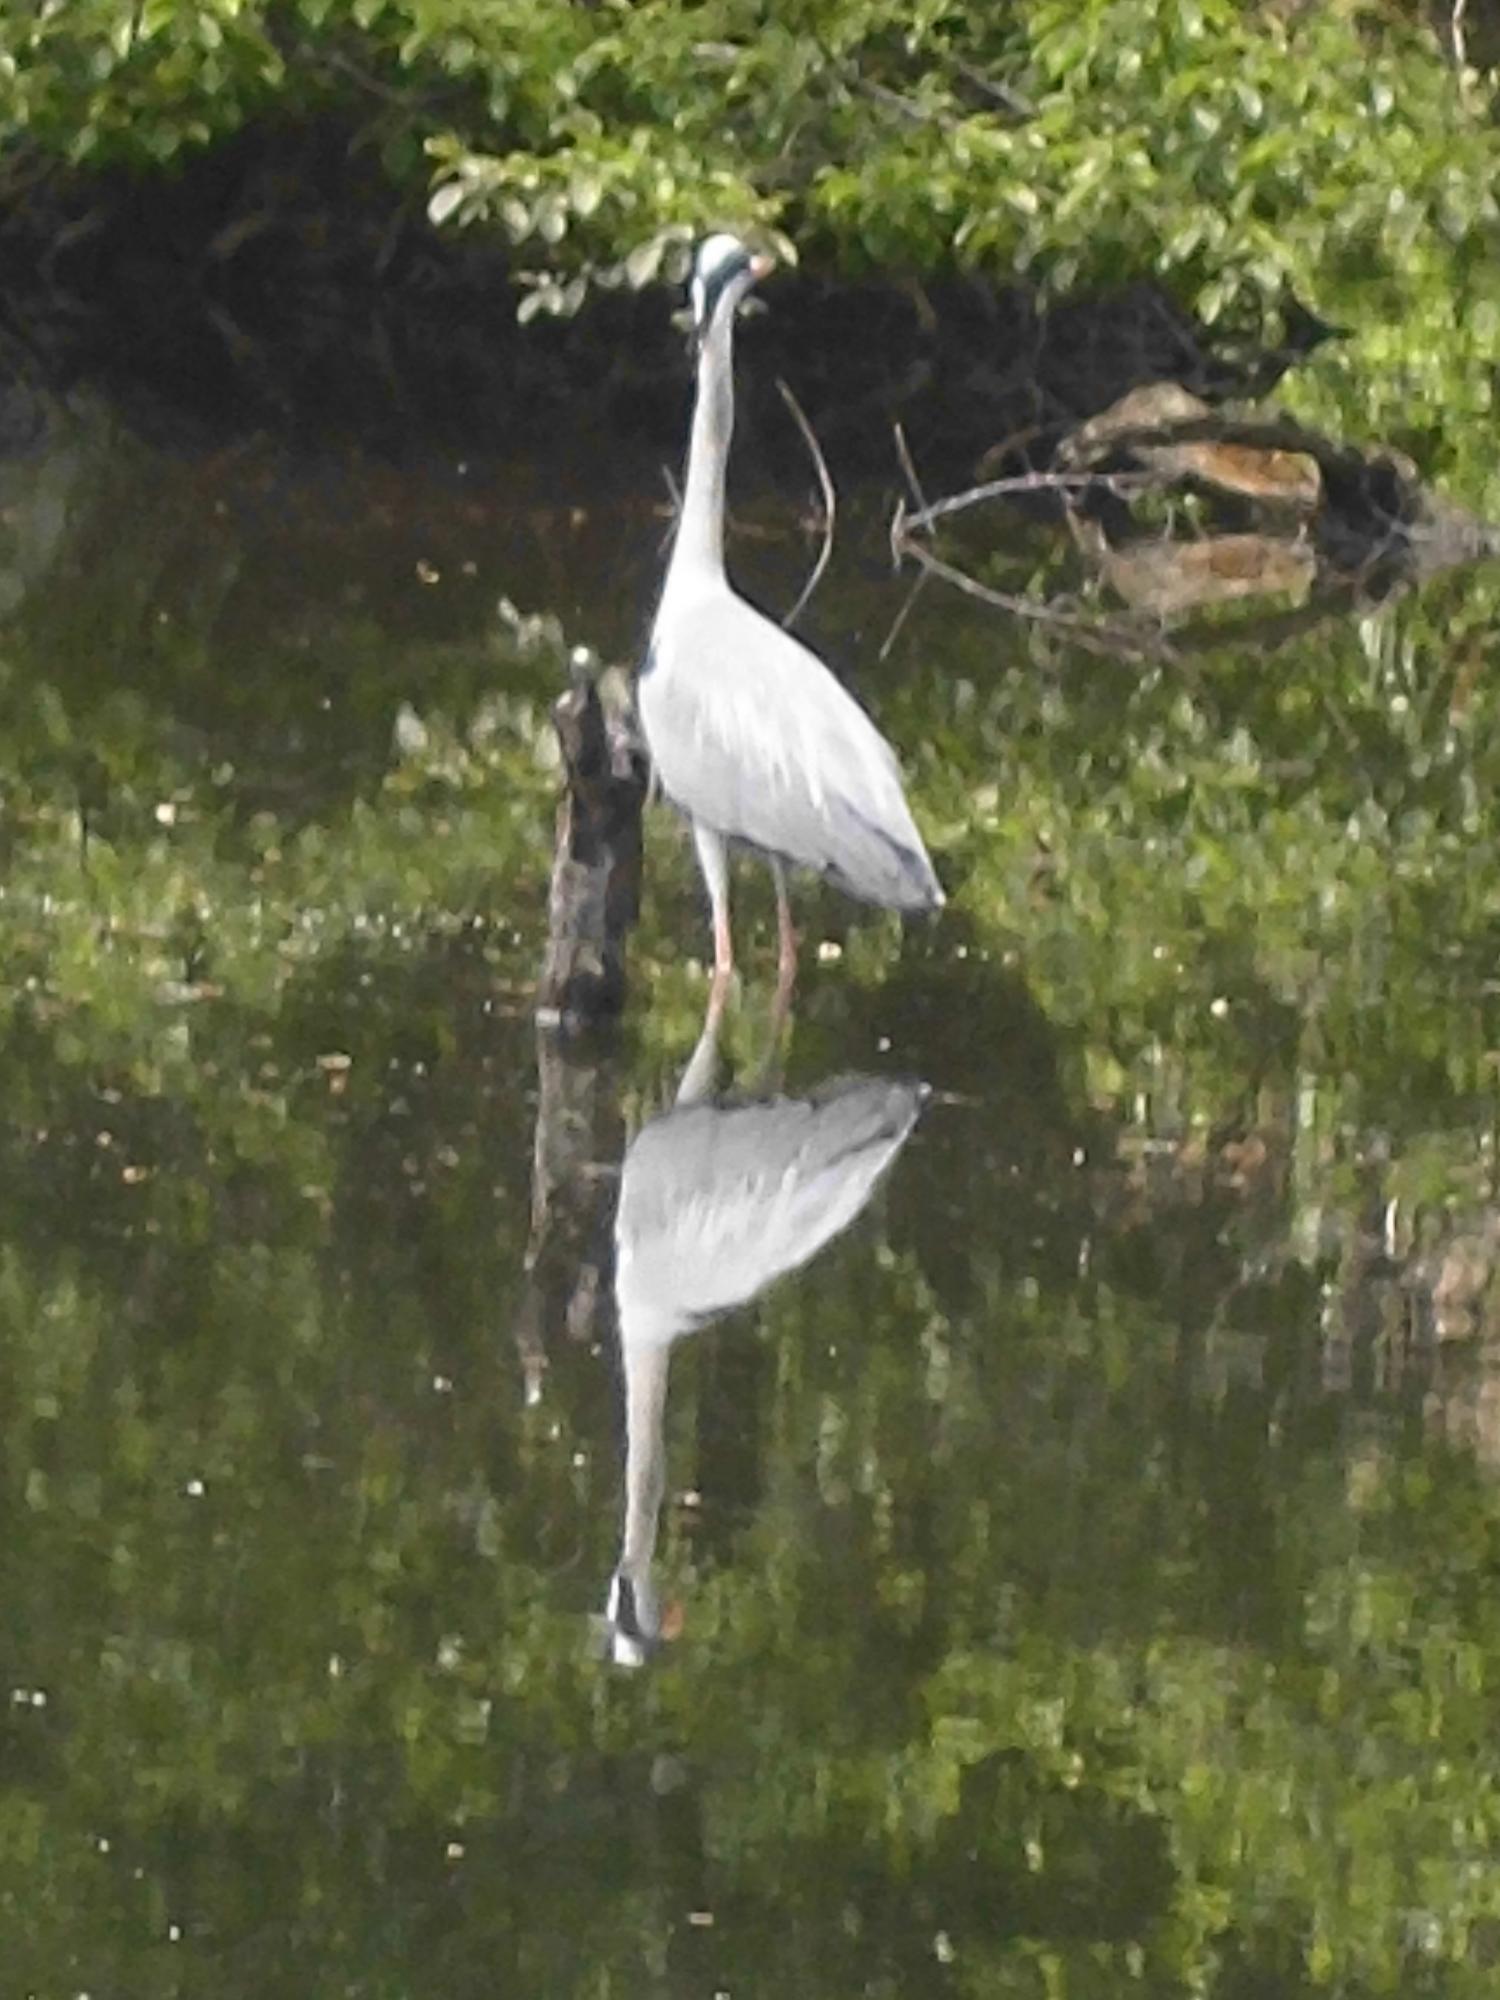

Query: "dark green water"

xmin=3 ymin=389 xmax=1500 ymax=1998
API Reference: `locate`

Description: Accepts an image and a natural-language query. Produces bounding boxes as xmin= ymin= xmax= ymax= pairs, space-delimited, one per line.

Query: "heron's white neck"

xmin=618 ymin=1330 xmax=673 ymax=1585
xmin=665 ymin=308 xmax=737 ymax=590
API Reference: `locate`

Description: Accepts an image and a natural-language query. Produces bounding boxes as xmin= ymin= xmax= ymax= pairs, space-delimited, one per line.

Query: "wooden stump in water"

xmin=535 ymin=661 xmax=648 ymax=1028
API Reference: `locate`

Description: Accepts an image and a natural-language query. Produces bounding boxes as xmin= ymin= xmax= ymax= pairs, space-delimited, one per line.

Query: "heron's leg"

xmin=770 ymin=857 xmax=798 ymax=995
xmin=676 ymin=984 xmax=727 ymax=1106
xmin=693 ymin=821 xmax=734 ymax=985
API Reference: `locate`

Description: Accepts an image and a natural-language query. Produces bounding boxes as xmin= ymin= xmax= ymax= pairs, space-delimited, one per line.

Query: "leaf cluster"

xmin=4 ymin=2 xmax=1497 ymax=329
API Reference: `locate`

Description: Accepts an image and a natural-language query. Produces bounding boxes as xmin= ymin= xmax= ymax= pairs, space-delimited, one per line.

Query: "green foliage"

xmin=1 ymin=0 xmax=293 ymax=165
xmin=4 ymin=2 xmax=1497 ymax=345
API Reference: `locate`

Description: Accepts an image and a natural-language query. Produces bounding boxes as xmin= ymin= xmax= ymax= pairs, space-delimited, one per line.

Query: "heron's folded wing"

xmin=643 ymin=596 xmax=935 ymax=904
xmin=617 ymin=1081 xmax=926 ymax=1336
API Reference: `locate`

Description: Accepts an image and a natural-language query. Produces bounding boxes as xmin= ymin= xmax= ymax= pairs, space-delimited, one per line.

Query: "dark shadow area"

xmin=2 ymin=116 xmax=1340 ymax=490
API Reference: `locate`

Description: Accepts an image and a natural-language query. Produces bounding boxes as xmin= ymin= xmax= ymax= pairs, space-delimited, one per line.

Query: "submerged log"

xmin=904 ymin=376 xmax=1500 ymax=654
xmin=516 ymin=657 xmax=646 ymax=1400
xmin=535 ymin=659 xmax=648 ymax=1030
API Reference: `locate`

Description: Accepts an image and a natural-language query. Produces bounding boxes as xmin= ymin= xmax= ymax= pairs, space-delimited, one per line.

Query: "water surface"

xmin=2 ymin=390 xmax=1500 ymax=1997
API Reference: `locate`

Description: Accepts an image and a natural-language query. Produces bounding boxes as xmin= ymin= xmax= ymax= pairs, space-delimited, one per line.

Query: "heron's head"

xmin=689 ymin=234 xmax=775 ymax=347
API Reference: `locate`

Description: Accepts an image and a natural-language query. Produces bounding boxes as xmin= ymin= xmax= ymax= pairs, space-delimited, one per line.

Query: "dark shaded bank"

xmin=0 ymin=118 xmax=1333 ymax=478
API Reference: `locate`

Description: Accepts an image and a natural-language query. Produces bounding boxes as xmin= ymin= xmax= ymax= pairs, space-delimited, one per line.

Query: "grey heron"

xmin=602 ymin=999 xmax=928 ymax=1665
xmin=640 ymin=234 xmax=943 ymax=996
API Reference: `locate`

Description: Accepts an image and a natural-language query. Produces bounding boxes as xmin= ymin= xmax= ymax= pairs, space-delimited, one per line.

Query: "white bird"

xmin=640 ymin=233 xmax=943 ymax=995
xmin=601 ymin=1002 xmax=928 ymax=1665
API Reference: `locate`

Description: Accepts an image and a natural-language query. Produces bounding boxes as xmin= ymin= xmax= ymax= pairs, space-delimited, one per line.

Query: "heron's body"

xmin=642 ymin=235 xmax=941 ymax=987
xmin=641 ymin=587 xmax=940 ymax=912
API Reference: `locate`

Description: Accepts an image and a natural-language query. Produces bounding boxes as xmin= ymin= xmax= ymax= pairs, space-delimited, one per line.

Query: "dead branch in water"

xmin=888 ymin=376 xmax=1500 ymax=657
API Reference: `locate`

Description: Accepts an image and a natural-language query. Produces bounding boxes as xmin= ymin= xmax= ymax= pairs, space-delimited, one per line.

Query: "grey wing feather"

xmin=641 ymin=592 xmax=942 ymax=910
xmin=616 ymin=1076 xmax=927 ymax=1341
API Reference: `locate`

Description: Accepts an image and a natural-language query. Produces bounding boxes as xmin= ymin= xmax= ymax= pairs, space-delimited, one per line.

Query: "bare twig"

xmin=776 ymin=376 xmax=837 ymax=632
xmin=894 ymin=525 xmax=1173 ymax=664
xmin=889 ymin=421 xmax=929 ymax=573
xmin=853 ymin=77 xmax=959 ymax=131
xmin=892 ymin=421 xmax=932 ymax=518
xmin=974 ymin=421 xmax=1049 ymax=478
xmin=902 ymin=467 xmax=1157 ymax=536
xmin=1453 ymin=0 xmax=1470 ymax=69
xmin=890 ymin=416 xmax=1173 ymax=659
xmin=949 ymin=57 xmax=1035 ymax=120
xmin=878 ymin=567 xmax=930 ymax=661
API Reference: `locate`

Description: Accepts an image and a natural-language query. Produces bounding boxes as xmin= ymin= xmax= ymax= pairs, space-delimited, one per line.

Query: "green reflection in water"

xmin=1 ymin=397 xmax=1500 ymax=1996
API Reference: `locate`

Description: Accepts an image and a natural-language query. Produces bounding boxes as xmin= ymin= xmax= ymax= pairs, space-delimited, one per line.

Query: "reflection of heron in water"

xmin=602 ymin=1004 xmax=928 ymax=1665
